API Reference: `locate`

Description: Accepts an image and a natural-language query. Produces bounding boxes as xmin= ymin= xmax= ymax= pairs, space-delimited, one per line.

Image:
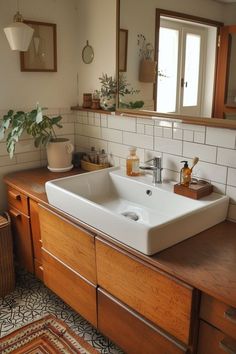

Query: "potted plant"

xmin=98 ymin=73 xmax=140 ymax=111
xmin=137 ymin=33 xmax=157 ymax=83
xmin=0 ymin=105 xmax=74 ymax=172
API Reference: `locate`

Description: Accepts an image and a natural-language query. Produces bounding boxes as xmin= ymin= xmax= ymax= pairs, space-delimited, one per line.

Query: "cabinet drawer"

xmin=200 ymin=294 xmax=236 ymax=341
xmin=198 ymin=321 xmax=236 ymax=354
xmin=8 ymin=187 xmax=29 ymax=216
xmin=42 ymin=250 xmax=97 ymax=327
xmin=98 ymin=288 xmax=188 ymax=354
xmin=39 ymin=205 xmax=96 ymax=284
xmin=9 ymin=206 xmax=34 ymax=273
xmin=96 ymin=239 xmax=194 ymax=344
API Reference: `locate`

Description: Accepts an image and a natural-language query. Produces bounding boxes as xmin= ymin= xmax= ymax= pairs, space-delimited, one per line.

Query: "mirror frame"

xmin=116 ymin=0 xmax=236 ymax=129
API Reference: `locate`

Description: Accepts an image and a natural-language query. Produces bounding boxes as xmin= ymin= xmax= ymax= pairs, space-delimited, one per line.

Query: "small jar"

xmin=126 ymin=147 xmax=140 ymax=176
xmin=83 ymin=93 xmax=92 ymax=108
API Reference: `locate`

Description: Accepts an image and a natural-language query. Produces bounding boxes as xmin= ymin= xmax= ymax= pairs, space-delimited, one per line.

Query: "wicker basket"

xmin=81 ymin=160 xmax=110 ymax=172
xmin=0 ymin=213 xmax=15 ymax=297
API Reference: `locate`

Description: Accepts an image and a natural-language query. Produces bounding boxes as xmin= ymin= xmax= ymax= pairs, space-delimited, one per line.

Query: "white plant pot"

xmin=46 ymin=138 xmax=74 ymax=172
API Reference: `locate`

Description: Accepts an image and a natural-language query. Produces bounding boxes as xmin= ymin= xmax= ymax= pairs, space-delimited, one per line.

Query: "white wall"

xmin=0 ymin=0 xmax=78 ymax=109
xmin=0 ymin=0 xmax=79 ymax=212
xmin=77 ymin=0 xmax=116 ymax=104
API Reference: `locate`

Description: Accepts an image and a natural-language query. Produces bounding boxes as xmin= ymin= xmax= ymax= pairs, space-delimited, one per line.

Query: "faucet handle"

xmin=145 ymin=156 xmax=162 ymax=168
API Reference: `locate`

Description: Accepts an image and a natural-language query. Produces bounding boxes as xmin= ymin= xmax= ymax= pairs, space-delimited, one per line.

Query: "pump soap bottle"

xmin=126 ymin=147 xmax=140 ymax=176
xmin=180 ymin=161 xmax=191 ymax=187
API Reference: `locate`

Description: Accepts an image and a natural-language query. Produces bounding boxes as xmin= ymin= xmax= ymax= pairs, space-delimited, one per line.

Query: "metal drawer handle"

xmin=224 ymin=308 xmax=236 ymax=324
xmin=219 ymin=339 xmax=236 ymax=354
xmin=9 ymin=190 xmax=21 ymax=200
xmin=39 ymin=266 xmax=44 ymax=271
xmin=9 ymin=209 xmax=21 ymax=218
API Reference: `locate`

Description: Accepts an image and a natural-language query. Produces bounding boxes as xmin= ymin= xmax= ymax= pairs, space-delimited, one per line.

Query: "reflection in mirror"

xmin=82 ymin=40 xmax=94 ymax=64
xmin=118 ymin=0 xmax=236 ymax=121
xmin=227 ymin=33 xmax=236 ymax=106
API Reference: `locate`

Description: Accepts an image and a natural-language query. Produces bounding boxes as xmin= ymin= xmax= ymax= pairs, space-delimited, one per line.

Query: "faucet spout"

xmin=140 ymin=157 xmax=163 ymax=184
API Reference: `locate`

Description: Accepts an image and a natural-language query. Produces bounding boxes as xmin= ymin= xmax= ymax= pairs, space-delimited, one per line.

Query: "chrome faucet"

xmin=140 ymin=157 xmax=163 ymax=184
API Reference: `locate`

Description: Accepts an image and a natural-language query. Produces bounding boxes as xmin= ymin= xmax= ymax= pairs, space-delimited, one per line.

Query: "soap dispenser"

xmin=180 ymin=161 xmax=191 ymax=187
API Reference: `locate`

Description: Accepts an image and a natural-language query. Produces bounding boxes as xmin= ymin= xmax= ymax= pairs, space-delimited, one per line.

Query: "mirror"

xmin=118 ymin=0 xmax=236 ymax=123
xmin=82 ymin=40 xmax=94 ymax=64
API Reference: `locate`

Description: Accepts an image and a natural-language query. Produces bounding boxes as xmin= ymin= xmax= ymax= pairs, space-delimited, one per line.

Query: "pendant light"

xmin=4 ymin=0 xmax=34 ymax=51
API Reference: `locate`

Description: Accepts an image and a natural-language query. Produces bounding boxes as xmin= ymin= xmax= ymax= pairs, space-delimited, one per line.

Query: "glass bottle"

xmin=126 ymin=147 xmax=140 ymax=176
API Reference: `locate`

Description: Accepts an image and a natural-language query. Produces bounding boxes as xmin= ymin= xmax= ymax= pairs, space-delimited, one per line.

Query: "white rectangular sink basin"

xmin=45 ymin=167 xmax=229 ymax=255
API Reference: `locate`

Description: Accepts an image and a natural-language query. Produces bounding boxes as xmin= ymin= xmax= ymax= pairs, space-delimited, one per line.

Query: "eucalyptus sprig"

xmin=98 ymin=73 xmax=139 ymax=98
xmin=0 ymin=105 xmax=62 ymax=158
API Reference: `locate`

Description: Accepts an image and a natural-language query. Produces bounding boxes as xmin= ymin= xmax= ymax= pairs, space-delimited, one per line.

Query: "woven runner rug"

xmin=0 ymin=314 xmax=99 ymax=353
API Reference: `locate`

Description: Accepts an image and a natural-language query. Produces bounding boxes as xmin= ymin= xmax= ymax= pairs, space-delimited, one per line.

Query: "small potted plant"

xmin=98 ymin=73 xmax=140 ymax=111
xmin=0 ymin=105 xmax=74 ymax=172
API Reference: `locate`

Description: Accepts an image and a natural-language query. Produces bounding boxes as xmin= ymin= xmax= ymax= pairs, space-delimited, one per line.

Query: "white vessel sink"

xmin=45 ymin=167 xmax=229 ymax=255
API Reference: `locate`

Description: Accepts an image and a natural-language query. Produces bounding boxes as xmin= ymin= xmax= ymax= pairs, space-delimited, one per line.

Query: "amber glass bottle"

xmin=126 ymin=147 xmax=140 ymax=176
xmin=180 ymin=161 xmax=191 ymax=186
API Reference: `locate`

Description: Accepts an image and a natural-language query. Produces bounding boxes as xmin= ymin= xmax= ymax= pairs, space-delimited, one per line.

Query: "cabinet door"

xmin=9 ymin=206 xmax=34 ymax=273
xmin=96 ymin=238 xmax=194 ymax=345
xmin=98 ymin=288 xmax=188 ymax=354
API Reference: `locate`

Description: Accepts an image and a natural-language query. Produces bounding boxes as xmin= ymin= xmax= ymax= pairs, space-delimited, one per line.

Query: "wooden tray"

xmin=174 ymin=182 xmax=213 ymax=199
xmin=81 ymin=160 xmax=110 ymax=172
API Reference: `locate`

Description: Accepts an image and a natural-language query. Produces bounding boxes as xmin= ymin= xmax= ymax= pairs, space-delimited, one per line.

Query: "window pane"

xmin=157 ymin=27 xmax=179 ymax=113
xmin=183 ymin=34 xmax=201 ymax=107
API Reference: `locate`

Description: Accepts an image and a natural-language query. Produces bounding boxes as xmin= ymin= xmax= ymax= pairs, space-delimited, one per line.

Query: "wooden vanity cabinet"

xmin=198 ymin=293 xmax=236 ymax=354
xmin=38 ymin=204 xmax=97 ymax=327
xmin=7 ymin=187 xmax=34 ymax=273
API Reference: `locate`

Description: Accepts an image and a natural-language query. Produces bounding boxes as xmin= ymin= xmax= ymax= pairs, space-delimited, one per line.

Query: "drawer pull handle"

xmin=9 ymin=191 xmax=21 ymax=200
xmin=39 ymin=266 xmax=44 ymax=271
xmin=224 ymin=308 xmax=236 ymax=324
xmin=219 ymin=339 xmax=236 ymax=354
xmin=9 ymin=209 xmax=21 ymax=218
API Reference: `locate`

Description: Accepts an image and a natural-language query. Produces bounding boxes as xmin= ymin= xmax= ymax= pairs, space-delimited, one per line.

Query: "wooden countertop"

xmin=4 ymin=167 xmax=236 ymax=308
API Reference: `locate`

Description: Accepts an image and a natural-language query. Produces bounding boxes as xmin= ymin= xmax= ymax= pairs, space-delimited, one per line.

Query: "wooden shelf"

xmin=71 ymin=105 xmax=113 ymax=115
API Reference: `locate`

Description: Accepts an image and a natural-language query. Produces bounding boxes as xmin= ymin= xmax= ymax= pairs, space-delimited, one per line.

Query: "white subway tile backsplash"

xmin=101 ymin=128 xmax=122 ymax=143
xmin=183 ymin=130 xmax=194 ymax=142
xmin=227 ymin=168 xmax=236 ymax=187
xmin=154 ymin=126 xmax=163 ymax=137
xmin=183 ymin=142 xmax=217 ymax=163
xmin=206 ymin=127 xmax=236 ymax=148
xmin=194 ymin=131 xmax=205 ymax=144
xmin=155 ymin=137 xmax=182 ymax=155
xmin=137 ymin=118 xmax=154 ymax=125
xmin=217 ymin=148 xmax=236 ymax=168
xmin=226 ymin=186 xmax=236 ymax=203
xmin=163 ymin=153 xmax=184 ymax=172
xmin=192 ymin=161 xmax=227 ymax=184
xmin=89 ymin=138 xmax=108 ymax=152
xmin=123 ymin=132 xmax=153 ymax=149
xmin=137 ymin=124 xmax=145 ymax=134
xmin=145 ymin=125 xmax=154 ymax=136
xmin=108 ymin=116 xmax=136 ymax=131
xmin=163 ymin=127 xmax=172 ymax=139
xmin=173 ymin=128 xmax=183 ymax=140
xmin=108 ymin=142 xmax=129 ymax=158
xmin=81 ymin=125 xmax=101 ymax=139
xmin=101 ymin=114 xmax=108 ymax=127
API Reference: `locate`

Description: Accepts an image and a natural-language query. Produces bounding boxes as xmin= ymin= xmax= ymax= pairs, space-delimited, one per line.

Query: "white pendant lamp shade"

xmin=4 ymin=12 xmax=34 ymax=51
